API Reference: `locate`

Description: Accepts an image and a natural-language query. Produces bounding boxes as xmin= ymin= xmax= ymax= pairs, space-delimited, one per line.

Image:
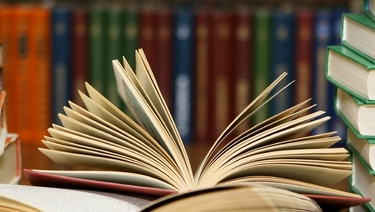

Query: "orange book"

xmin=8 ymin=5 xmax=33 ymax=143
xmin=28 ymin=6 xmax=51 ymax=144
xmin=0 ymin=5 xmax=15 ymax=133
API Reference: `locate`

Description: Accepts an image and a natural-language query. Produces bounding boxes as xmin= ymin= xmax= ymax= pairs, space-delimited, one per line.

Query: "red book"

xmin=71 ymin=7 xmax=89 ymax=107
xmin=208 ymin=8 xmax=234 ymax=142
xmin=193 ymin=8 xmax=210 ymax=145
xmin=154 ymin=7 xmax=173 ymax=111
xmin=294 ymin=9 xmax=313 ymax=114
xmin=139 ymin=7 xmax=157 ymax=73
xmin=232 ymin=7 xmax=252 ymax=136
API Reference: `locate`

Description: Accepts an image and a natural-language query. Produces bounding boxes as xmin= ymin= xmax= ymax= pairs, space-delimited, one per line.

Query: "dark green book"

xmin=105 ymin=6 xmax=123 ymax=108
xmin=326 ymin=45 xmax=375 ymax=104
xmin=122 ymin=6 xmax=139 ymax=71
xmin=363 ymin=0 xmax=375 ymax=23
xmin=341 ymin=13 xmax=375 ymax=63
xmin=88 ymin=6 xmax=106 ymax=95
xmin=252 ymin=9 xmax=272 ymax=125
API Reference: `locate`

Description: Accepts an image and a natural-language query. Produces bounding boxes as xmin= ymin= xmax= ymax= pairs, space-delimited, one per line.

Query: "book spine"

xmin=122 ymin=7 xmax=139 ymax=71
xmin=270 ymin=10 xmax=295 ymax=115
xmin=139 ymin=7 xmax=157 ymax=73
xmin=193 ymin=8 xmax=210 ymax=144
xmin=52 ymin=7 xmax=72 ymax=125
xmin=29 ymin=6 xmax=52 ymax=142
xmin=88 ymin=6 xmax=106 ymax=95
xmin=11 ymin=6 xmax=33 ymax=142
xmin=294 ymin=9 xmax=313 ymax=117
xmin=154 ymin=7 xmax=173 ymax=111
xmin=0 ymin=6 xmax=15 ymax=133
xmin=233 ymin=7 xmax=252 ymax=135
xmin=252 ymin=9 xmax=272 ymax=125
xmin=71 ymin=7 xmax=89 ymax=108
xmin=105 ymin=7 xmax=122 ymax=108
xmin=173 ymin=9 xmax=194 ymax=145
xmin=312 ymin=9 xmax=333 ymax=135
xmin=330 ymin=8 xmax=348 ymax=146
xmin=208 ymin=8 xmax=234 ymax=141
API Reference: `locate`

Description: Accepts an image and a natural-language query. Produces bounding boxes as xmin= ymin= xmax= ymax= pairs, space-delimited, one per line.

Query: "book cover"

xmin=326 ymin=45 xmax=375 ymax=104
xmin=294 ymin=8 xmax=313 ymax=119
xmin=341 ymin=13 xmax=375 ymax=63
xmin=71 ymin=7 xmax=89 ymax=108
xmin=270 ymin=9 xmax=295 ymax=115
xmin=232 ymin=7 xmax=252 ymax=136
xmin=172 ymin=8 xmax=194 ymax=145
xmin=88 ymin=6 xmax=106 ymax=95
xmin=154 ymin=7 xmax=173 ymax=111
xmin=252 ymin=8 xmax=271 ymax=125
xmin=193 ymin=7 xmax=210 ymax=144
xmin=29 ymin=5 xmax=52 ymax=143
xmin=105 ymin=6 xmax=123 ymax=109
xmin=51 ymin=6 xmax=72 ymax=126
xmin=208 ymin=8 xmax=234 ymax=142
xmin=312 ymin=9 xmax=333 ymax=136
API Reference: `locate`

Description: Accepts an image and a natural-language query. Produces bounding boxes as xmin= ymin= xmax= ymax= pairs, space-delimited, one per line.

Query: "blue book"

xmin=172 ymin=9 xmax=194 ymax=145
xmin=330 ymin=8 xmax=348 ymax=147
xmin=270 ymin=9 xmax=295 ymax=115
xmin=311 ymin=9 xmax=333 ymax=135
xmin=51 ymin=7 xmax=72 ymax=125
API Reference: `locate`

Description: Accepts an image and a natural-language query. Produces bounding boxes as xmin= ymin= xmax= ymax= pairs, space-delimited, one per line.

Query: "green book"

xmin=105 ymin=6 xmax=123 ymax=108
xmin=122 ymin=7 xmax=139 ymax=71
xmin=325 ymin=45 xmax=375 ymax=104
xmin=334 ymin=87 xmax=375 ymax=138
xmin=89 ymin=6 xmax=106 ymax=95
xmin=252 ymin=9 xmax=272 ymax=125
xmin=341 ymin=13 xmax=375 ymax=63
xmin=363 ymin=0 xmax=375 ymax=23
xmin=351 ymin=185 xmax=375 ymax=212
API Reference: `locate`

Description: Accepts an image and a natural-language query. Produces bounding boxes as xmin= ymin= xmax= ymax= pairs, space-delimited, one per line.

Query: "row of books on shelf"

xmin=0 ymin=3 xmax=351 ymax=145
xmin=326 ymin=0 xmax=375 ymax=210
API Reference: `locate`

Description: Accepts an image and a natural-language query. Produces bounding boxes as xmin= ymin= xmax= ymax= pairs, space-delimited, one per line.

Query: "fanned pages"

xmin=24 ymin=49 xmax=369 ymax=208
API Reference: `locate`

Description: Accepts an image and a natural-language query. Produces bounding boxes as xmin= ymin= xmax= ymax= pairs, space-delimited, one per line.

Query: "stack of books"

xmin=326 ymin=0 xmax=375 ymax=211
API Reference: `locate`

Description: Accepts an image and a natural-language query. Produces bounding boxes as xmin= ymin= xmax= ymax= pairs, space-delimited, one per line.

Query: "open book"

xmin=24 ymin=49 xmax=369 ymax=209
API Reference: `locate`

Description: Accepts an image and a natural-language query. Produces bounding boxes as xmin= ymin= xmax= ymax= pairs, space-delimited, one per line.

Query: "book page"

xmin=218 ymin=176 xmax=360 ymax=198
xmin=113 ymin=59 xmax=192 ymax=189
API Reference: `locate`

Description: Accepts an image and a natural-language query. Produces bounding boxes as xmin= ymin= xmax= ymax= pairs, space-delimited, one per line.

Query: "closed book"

xmin=88 ymin=6 xmax=106 ymax=95
xmin=232 ymin=7 xmax=252 ymax=136
xmin=193 ymin=8 xmax=210 ymax=144
xmin=335 ymin=87 xmax=375 ymax=138
xmin=139 ymin=6 xmax=157 ymax=73
xmin=270 ymin=9 xmax=295 ymax=115
xmin=72 ymin=7 xmax=89 ymax=108
xmin=0 ymin=134 xmax=21 ymax=185
xmin=326 ymin=45 xmax=375 ymax=103
xmin=10 ymin=5 xmax=33 ymax=142
xmin=122 ymin=7 xmax=139 ymax=71
xmin=350 ymin=185 xmax=375 ymax=212
xmin=29 ymin=6 xmax=52 ymax=143
xmin=172 ymin=9 xmax=194 ymax=145
xmin=347 ymin=127 xmax=375 ymax=170
xmin=341 ymin=13 xmax=375 ymax=63
xmin=51 ymin=6 xmax=72 ymax=125
xmin=363 ymin=0 xmax=375 ymax=23
xmin=154 ymin=7 xmax=173 ymax=111
xmin=312 ymin=9 xmax=333 ymax=135
xmin=252 ymin=9 xmax=271 ymax=125
xmin=208 ymin=8 xmax=234 ymax=142
xmin=105 ymin=6 xmax=123 ymax=109
xmin=294 ymin=8 xmax=313 ymax=117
